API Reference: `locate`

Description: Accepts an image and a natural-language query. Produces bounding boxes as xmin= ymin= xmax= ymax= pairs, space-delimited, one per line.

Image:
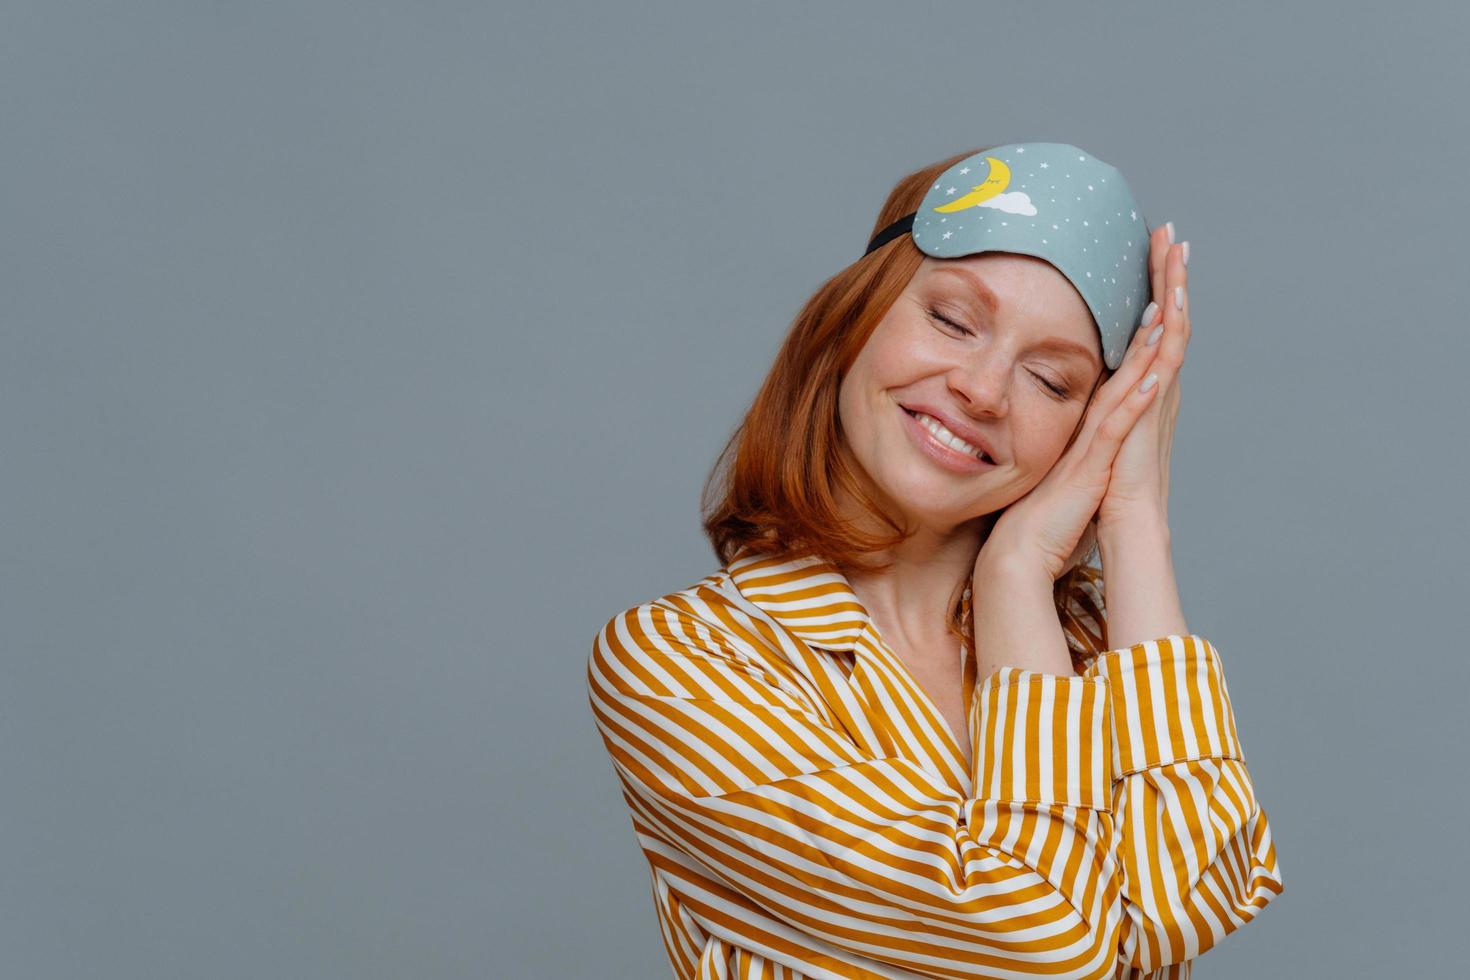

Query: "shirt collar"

xmin=726 ymin=547 xmax=973 ymax=654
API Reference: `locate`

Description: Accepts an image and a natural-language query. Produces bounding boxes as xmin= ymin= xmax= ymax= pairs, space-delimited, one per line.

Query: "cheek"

xmin=1011 ymin=408 xmax=1084 ymax=476
xmin=859 ymin=317 xmax=949 ymax=387
xmin=836 ymin=363 xmax=878 ymax=456
xmin=838 ymin=348 xmax=919 ymax=469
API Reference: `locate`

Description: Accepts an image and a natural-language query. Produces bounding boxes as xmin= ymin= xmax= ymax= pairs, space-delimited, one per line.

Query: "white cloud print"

xmin=976 ymin=192 xmax=1037 ymax=216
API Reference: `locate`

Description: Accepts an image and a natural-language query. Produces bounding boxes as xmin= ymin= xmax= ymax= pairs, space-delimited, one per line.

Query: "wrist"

xmin=971 ymin=551 xmax=1074 ymax=678
xmin=1094 ymin=516 xmax=1189 ymax=649
xmin=973 ymin=543 xmax=1052 ymax=591
xmin=1097 ymin=508 xmax=1171 ymax=552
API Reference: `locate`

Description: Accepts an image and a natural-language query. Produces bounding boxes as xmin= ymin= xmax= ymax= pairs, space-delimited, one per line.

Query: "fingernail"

xmin=1140 ymin=300 xmax=1159 ymax=327
xmin=1165 ymin=221 xmax=1175 ymax=244
xmin=1139 ymin=372 xmax=1158 ymax=393
xmin=1181 ymin=240 xmax=1190 ymax=267
xmin=1174 ymin=285 xmax=1184 ymax=310
xmin=1146 ymin=323 xmax=1164 ymax=346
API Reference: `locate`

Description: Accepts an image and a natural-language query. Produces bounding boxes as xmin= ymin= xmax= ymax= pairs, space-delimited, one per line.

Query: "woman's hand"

xmin=1096 ymin=225 xmax=1190 ymax=532
xmin=974 ymin=272 xmax=1170 ymax=584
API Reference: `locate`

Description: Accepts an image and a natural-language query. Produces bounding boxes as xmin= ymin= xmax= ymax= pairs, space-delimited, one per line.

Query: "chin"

xmin=879 ymin=474 xmax=992 ymax=529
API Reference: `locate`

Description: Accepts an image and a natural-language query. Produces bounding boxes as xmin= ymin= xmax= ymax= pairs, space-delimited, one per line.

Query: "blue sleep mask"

xmin=866 ymin=142 xmax=1153 ymax=371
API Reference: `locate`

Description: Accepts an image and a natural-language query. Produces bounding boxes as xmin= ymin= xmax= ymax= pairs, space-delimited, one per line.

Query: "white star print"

xmin=946 ymin=186 xmax=957 ymax=195
xmin=1040 ymin=162 xmax=1049 ymax=169
xmin=959 ymin=167 xmax=970 ymax=174
xmin=942 ymin=231 xmax=953 ymax=240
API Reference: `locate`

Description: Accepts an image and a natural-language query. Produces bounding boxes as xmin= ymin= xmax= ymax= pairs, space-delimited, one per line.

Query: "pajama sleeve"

xmin=1060 ymin=566 xmax=1284 ymax=976
xmin=588 ymin=595 xmax=1130 ymax=979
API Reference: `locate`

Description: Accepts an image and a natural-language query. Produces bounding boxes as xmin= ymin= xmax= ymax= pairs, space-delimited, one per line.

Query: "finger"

xmin=1083 ymin=362 xmax=1163 ymax=474
xmin=1073 ymin=301 xmax=1164 ymax=446
xmin=1155 ymin=242 xmax=1190 ymax=384
xmin=1148 ymin=222 xmax=1171 ymax=310
xmin=1170 ymin=237 xmax=1189 ymax=339
xmin=1063 ymin=347 xmax=1161 ymax=486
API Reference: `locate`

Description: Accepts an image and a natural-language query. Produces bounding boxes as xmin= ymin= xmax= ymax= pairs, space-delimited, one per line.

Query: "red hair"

xmin=700 ymin=147 xmax=1110 ymax=644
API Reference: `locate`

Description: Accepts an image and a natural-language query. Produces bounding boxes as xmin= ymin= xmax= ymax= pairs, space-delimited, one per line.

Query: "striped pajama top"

xmin=586 ymin=547 xmax=1283 ymax=979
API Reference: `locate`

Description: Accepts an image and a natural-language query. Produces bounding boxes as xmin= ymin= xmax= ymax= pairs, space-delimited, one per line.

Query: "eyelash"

xmin=926 ymin=308 xmax=1071 ymax=399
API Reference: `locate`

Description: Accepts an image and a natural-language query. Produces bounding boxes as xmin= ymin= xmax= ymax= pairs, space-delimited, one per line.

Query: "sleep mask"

xmin=865 ymin=142 xmax=1152 ymax=371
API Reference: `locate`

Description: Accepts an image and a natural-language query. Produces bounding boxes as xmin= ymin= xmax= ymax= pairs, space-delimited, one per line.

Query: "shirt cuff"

xmin=973 ymin=667 xmax=1114 ymax=810
xmin=1084 ymin=634 xmax=1244 ymax=779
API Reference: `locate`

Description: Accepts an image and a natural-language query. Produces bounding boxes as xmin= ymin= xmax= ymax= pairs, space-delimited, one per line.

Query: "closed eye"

xmin=927 ymin=308 xmax=973 ymax=337
xmin=927 ymin=308 xmax=1071 ymax=400
xmin=1032 ymin=373 xmax=1069 ymax=398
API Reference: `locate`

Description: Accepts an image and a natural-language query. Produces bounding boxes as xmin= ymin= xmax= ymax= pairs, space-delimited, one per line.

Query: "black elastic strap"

xmin=864 ymin=211 xmax=917 ymax=256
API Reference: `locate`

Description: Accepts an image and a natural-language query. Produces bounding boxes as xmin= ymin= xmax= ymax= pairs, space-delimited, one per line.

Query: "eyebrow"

xmin=933 ymin=266 xmax=1001 ymax=315
xmin=931 ymin=265 xmax=1102 ymax=370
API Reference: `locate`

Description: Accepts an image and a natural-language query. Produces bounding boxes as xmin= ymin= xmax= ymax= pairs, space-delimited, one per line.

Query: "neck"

xmin=833 ymin=485 xmax=996 ymax=658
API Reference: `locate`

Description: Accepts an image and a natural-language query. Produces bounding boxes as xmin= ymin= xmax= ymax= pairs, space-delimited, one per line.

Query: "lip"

xmin=899 ymin=401 xmax=999 ymax=460
xmin=898 ymin=404 xmax=997 ymax=474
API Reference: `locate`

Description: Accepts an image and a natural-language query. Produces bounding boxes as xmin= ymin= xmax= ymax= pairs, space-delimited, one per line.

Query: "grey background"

xmin=5 ymin=1 xmax=1466 ymax=977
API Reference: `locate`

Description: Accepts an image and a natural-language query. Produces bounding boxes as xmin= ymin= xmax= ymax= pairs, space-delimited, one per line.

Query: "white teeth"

xmin=912 ymin=411 xmax=989 ymax=460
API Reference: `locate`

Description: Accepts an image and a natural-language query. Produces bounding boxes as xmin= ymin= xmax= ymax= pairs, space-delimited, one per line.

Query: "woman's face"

xmin=837 ymin=252 xmax=1106 ymax=534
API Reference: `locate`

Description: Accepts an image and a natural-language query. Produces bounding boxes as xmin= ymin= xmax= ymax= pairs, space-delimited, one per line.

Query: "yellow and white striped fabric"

xmin=586 ymin=548 xmax=1282 ymax=979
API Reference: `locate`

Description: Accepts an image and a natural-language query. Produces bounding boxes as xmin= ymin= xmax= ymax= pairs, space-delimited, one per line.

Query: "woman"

xmin=586 ymin=142 xmax=1283 ymax=980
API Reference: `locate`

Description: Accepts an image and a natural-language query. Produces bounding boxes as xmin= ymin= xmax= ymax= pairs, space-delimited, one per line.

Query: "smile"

xmin=900 ymin=407 xmax=996 ymax=473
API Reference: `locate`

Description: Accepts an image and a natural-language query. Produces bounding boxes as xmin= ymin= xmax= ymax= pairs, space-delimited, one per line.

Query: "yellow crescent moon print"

xmin=933 ymin=157 xmax=1011 ymax=213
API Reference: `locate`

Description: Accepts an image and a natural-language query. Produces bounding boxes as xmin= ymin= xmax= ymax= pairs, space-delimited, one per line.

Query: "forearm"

xmin=1096 ymin=511 xmax=1189 ymax=650
xmin=971 ymin=553 xmax=1075 ymax=679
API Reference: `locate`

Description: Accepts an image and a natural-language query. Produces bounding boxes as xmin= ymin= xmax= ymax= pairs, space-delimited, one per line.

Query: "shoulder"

xmin=586 ymin=568 xmax=757 ymax=699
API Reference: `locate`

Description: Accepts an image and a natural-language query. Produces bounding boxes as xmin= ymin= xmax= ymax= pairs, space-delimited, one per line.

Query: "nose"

xmin=947 ymin=353 xmax=1009 ymax=418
